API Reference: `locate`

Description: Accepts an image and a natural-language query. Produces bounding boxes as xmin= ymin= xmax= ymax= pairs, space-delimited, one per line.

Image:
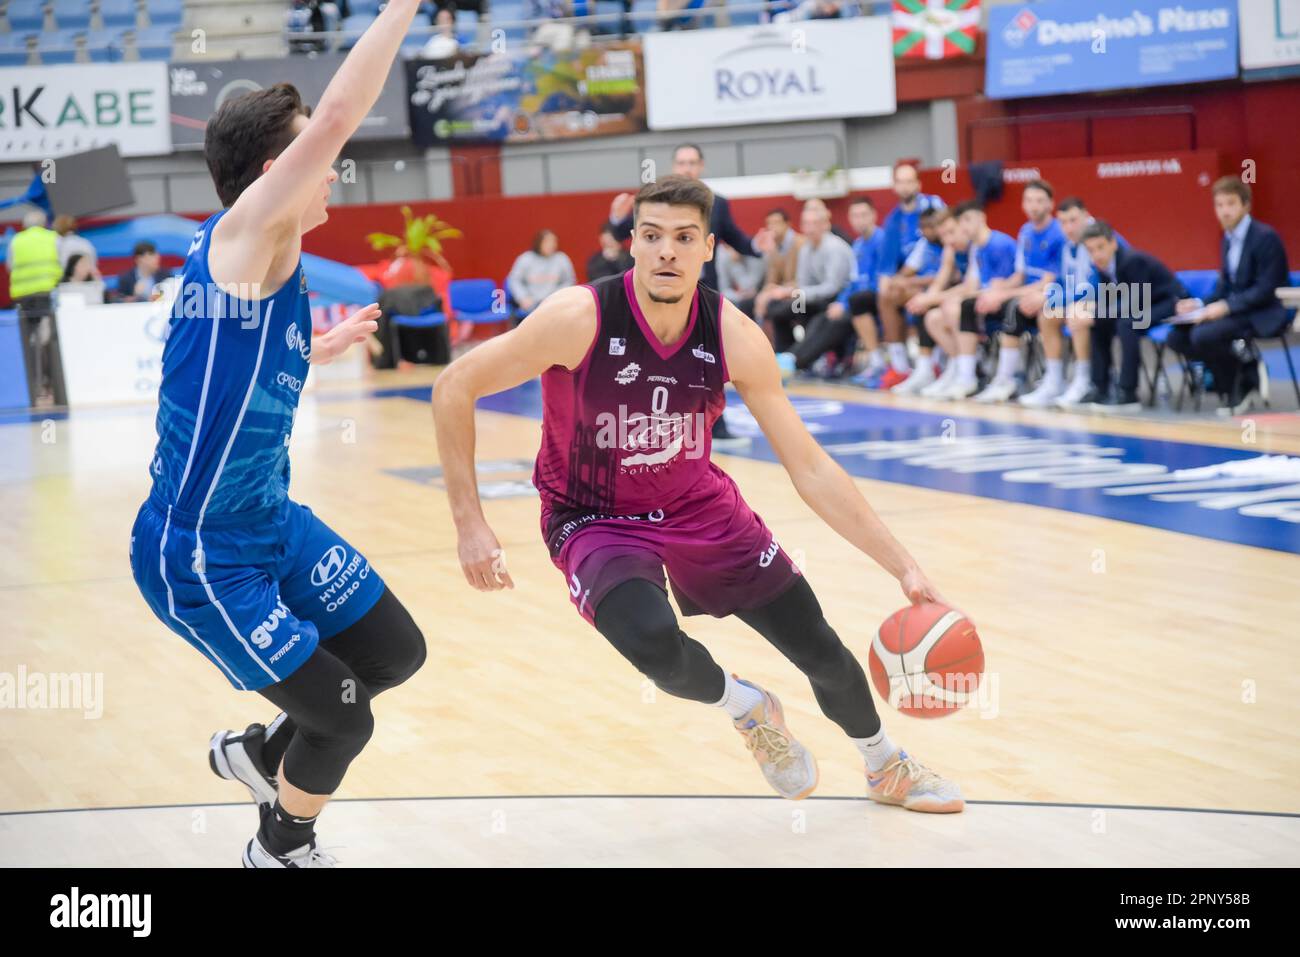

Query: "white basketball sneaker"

xmin=1018 ymin=378 xmax=1064 ymax=408
xmin=243 ymin=833 xmax=337 ymax=869
xmin=920 ymin=363 xmax=958 ymax=398
xmin=209 ymin=723 xmax=278 ymax=811
xmin=973 ymin=377 xmax=1018 ymax=403
xmin=933 ymin=376 xmax=980 ymax=401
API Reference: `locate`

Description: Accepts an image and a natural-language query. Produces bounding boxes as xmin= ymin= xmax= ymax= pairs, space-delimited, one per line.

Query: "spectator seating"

xmin=100 ymin=0 xmax=141 ymax=29
xmin=52 ymin=0 xmax=92 ymax=30
xmin=0 ymin=31 xmax=32 ymax=66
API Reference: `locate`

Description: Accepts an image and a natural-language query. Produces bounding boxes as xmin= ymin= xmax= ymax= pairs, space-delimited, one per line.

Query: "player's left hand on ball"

xmin=311 ymin=303 xmax=381 ymax=365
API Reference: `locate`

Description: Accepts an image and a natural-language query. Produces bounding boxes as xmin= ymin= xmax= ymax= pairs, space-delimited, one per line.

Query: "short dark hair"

xmin=205 ymin=83 xmax=312 ymax=207
xmin=634 ymin=175 xmax=713 ymax=229
xmin=920 ymin=207 xmax=944 ymax=223
xmin=1211 ymin=176 xmax=1251 ymax=205
xmin=673 ymin=143 xmax=704 ymax=163
xmin=952 ymin=199 xmax=984 ymax=218
xmin=133 ymin=240 xmax=158 ymax=258
xmin=848 ymin=197 xmax=876 ymax=211
xmin=765 ymin=208 xmax=790 ymax=222
xmin=1024 ymin=178 xmax=1054 ymax=199
xmin=1057 ymin=196 xmax=1087 ymax=214
xmin=1081 ymin=220 xmax=1115 ymax=243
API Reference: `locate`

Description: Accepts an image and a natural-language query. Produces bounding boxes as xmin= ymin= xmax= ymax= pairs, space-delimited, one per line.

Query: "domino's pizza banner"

xmin=986 ymin=0 xmax=1239 ymax=99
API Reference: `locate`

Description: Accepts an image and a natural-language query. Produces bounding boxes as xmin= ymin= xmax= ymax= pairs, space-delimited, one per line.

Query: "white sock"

xmin=996 ymin=346 xmax=1020 ymax=381
xmin=852 ymin=726 xmax=898 ymax=773
xmin=866 ymin=348 xmax=886 ymax=371
xmin=1043 ymin=358 xmax=1063 ymax=389
xmin=888 ymin=342 xmax=910 ymax=373
xmin=933 ymin=346 xmax=947 ymax=365
xmin=716 ymin=674 xmax=764 ymax=721
xmin=1073 ymin=361 xmax=1091 ymax=385
xmin=956 ymin=354 xmax=977 ymax=383
xmin=910 ymin=358 xmax=935 ymax=383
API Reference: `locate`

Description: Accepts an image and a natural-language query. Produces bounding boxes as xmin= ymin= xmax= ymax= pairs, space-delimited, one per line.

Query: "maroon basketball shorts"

xmin=540 ymin=474 xmax=803 ymax=626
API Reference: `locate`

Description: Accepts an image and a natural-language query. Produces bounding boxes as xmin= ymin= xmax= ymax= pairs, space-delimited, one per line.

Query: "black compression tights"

xmin=593 ymin=577 xmax=881 ymax=738
xmin=257 ymin=587 xmax=426 ymax=794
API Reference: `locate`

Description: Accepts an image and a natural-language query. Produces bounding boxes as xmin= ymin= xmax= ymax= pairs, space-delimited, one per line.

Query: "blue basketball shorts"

xmin=130 ymin=495 xmax=386 ymax=691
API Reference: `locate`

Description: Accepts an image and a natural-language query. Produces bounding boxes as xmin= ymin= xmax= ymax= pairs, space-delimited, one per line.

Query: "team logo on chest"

xmin=609 ymin=337 xmax=626 ymax=356
xmin=615 ymin=362 xmax=640 ymax=385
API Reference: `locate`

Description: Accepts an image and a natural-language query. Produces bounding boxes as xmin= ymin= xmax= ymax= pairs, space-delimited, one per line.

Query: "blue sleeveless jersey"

xmin=148 ymin=210 xmax=312 ymax=521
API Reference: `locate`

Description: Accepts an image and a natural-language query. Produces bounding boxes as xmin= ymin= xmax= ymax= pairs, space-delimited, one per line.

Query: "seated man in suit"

xmin=111 ymin=241 xmax=174 ymax=303
xmin=1078 ymin=221 xmax=1186 ymax=413
xmin=1169 ymin=177 xmax=1291 ymax=416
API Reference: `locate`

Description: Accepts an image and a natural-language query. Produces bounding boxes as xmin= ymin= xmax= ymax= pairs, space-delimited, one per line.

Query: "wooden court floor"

xmin=2 ymin=368 xmax=1298 ymax=866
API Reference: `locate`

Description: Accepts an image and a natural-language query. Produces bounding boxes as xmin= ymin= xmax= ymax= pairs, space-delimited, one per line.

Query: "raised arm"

xmin=432 ymin=285 xmax=596 ymax=590
xmin=720 ymin=300 xmax=943 ymax=605
xmin=214 ymin=1 xmax=421 ymax=281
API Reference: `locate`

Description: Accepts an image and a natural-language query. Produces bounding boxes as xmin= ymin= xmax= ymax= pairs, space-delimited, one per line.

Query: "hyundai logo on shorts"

xmin=310 ymin=545 xmax=347 ymax=587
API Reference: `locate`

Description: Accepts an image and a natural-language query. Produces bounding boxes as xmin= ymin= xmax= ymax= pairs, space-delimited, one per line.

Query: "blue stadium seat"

xmin=1176 ymin=269 xmax=1219 ymax=302
xmin=135 ymin=24 xmax=176 ymax=60
xmin=6 ymin=0 xmax=46 ymax=33
xmin=491 ymin=0 xmax=528 ymax=43
xmin=53 ymin=0 xmax=93 ymax=29
xmin=449 ymin=279 xmax=506 ymax=324
xmin=37 ymin=29 xmax=82 ymax=65
xmin=338 ymin=13 xmax=376 ymax=50
xmin=99 ymin=0 xmax=139 ymax=29
xmin=349 ymin=0 xmax=383 ymax=14
xmin=85 ymin=27 xmax=126 ymax=62
xmin=0 ymin=32 xmax=32 ymax=67
xmin=146 ymin=0 xmax=185 ymax=28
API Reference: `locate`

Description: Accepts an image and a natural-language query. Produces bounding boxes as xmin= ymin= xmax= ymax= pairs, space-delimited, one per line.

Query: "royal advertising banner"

xmin=642 ymin=18 xmax=895 ymax=130
xmin=1239 ymin=0 xmax=1300 ymax=75
xmin=406 ymin=43 xmax=646 ymax=145
xmin=986 ymin=0 xmax=1239 ymax=99
xmin=168 ymin=53 xmax=410 ymax=149
xmin=0 ymin=62 xmax=171 ymax=161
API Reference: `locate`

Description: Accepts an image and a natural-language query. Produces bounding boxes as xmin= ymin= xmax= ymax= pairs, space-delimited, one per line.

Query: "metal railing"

xmin=2 ymin=0 xmax=896 ymax=61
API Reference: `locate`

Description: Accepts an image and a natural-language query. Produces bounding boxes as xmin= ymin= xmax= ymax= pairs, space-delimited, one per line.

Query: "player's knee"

xmin=596 ymin=582 xmax=684 ymax=679
xmin=789 ymin=618 xmax=855 ymax=681
xmin=385 ymin=620 xmax=427 ymax=689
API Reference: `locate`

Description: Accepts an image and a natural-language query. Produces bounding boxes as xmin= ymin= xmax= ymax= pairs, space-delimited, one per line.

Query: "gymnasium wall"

xmin=289 ymin=149 xmax=1232 ymax=284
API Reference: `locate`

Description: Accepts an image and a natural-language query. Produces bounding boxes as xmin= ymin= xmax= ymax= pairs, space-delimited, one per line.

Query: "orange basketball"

xmin=868 ymin=603 xmax=984 ymax=719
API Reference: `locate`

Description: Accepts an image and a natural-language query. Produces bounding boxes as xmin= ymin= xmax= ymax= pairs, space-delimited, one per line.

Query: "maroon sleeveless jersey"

xmin=534 ymin=269 xmax=728 ymax=520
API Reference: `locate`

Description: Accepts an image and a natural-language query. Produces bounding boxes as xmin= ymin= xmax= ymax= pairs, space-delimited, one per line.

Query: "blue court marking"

xmin=381 ymin=381 xmax=1300 ymax=556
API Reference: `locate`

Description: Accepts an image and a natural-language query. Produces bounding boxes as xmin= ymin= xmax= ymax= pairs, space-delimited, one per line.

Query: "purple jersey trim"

xmin=716 ymin=293 xmax=732 ymax=384
xmin=622 ymin=268 xmax=700 ymax=361
xmin=564 ymin=283 xmax=603 ymax=375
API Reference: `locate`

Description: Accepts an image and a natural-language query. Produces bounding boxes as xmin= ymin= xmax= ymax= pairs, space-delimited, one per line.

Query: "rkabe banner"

xmin=986 ymin=0 xmax=1239 ymax=99
xmin=406 ymin=43 xmax=646 ymax=145
xmin=0 ymin=62 xmax=171 ymax=161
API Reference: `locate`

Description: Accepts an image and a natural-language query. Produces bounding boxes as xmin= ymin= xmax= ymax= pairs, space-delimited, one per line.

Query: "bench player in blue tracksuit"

xmin=129 ymin=0 xmax=428 ymax=868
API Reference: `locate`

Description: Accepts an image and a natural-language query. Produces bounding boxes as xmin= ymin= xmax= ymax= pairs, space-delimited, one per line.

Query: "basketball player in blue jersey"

xmin=129 ymin=0 xmax=428 ymax=868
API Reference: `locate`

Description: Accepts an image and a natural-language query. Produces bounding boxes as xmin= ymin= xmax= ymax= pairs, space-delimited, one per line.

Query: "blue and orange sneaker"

xmin=866 ymin=749 xmax=964 ymax=813
xmin=732 ymin=678 xmax=819 ymax=800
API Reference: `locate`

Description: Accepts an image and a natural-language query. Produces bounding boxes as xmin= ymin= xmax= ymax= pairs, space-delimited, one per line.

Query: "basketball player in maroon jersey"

xmin=433 ymin=176 xmax=963 ymax=812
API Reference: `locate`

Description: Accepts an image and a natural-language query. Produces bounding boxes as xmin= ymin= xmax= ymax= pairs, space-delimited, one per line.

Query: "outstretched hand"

xmin=310 ymin=303 xmax=381 ymax=365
